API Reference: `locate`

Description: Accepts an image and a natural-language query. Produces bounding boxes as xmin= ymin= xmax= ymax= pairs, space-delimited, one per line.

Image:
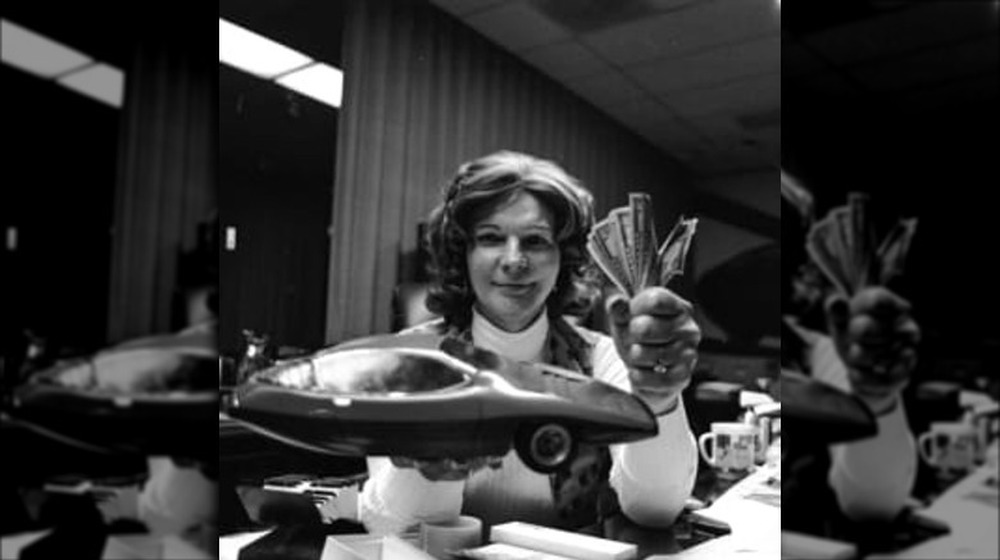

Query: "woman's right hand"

xmin=390 ymin=455 xmax=504 ymax=482
xmin=824 ymin=286 xmax=920 ymax=414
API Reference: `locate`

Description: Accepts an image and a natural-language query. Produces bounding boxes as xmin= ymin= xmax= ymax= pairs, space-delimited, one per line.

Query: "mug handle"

xmin=698 ymin=432 xmax=716 ymax=466
xmin=917 ymin=432 xmax=938 ymax=466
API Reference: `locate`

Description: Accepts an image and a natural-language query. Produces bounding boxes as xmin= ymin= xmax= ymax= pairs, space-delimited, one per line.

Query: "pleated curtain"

xmin=106 ymin=37 xmax=216 ymax=342
xmin=327 ymin=0 xmax=692 ymax=343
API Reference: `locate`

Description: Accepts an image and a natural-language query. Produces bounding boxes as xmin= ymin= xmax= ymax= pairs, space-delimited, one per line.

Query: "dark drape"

xmin=106 ymin=36 xmax=216 ymax=342
xmin=327 ymin=0 xmax=693 ymax=343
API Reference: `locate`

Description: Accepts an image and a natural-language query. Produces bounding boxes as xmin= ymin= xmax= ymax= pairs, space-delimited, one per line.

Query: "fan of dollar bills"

xmin=806 ymin=192 xmax=918 ymax=297
xmin=587 ymin=193 xmax=699 ymax=297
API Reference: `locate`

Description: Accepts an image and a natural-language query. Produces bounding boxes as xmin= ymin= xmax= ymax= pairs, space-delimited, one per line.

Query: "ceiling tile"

xmin=661 ymin=72 xmax=779 ymax=119
xmin=895 ymin=72 xmax=1000 ymax=114
xmin=601 ymin=96 xmax=676 ymax=128
xmin=565 ymin=71 xmax=647 ymax=107
xmin=465 ymin=2 xmax=571 ymax=52
xmin=428 ymin=0 xmax=507 ymax=17
xmin=520 ymin=41 xmax=613 ymax=81
xmin=781 ymin=35 xmax=830 ymax=79
xmin=751 ymin=124 xmax=780 ymax=160
xmin=697 ymin=169 xmax=780 ymax=216
xmin=849 ymin=34 xmax=999 ymax=92
xmin=644 ymin=131 xmax=712 ymax=161
xmin=795 ymin=71 xmax=864 ymax=100
xmin=801 ymin=1 xmax=1000 ymax=66
xmin=688 ymin=152 xmax=763 ymax=177
xmin=637 ymin=113 xmax=710 ymax=148
xmin=628 ymin=35 xmax=778 ymax=94
xmin=686 ymin=114 xmax=746 ymax=144
xmin=581 ymin=0 xmax=779 ymax=67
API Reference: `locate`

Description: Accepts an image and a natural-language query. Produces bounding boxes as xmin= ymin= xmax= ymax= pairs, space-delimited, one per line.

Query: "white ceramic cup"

xmin=918 ymin=421 xmax=978 ymax=475
xmin=419 ymin=515 xmax=483 ymax=559
xmin=754 ymin=417 xmax=772 ymax=465
xmin=698 ymin=422 xmax=756 ymax=478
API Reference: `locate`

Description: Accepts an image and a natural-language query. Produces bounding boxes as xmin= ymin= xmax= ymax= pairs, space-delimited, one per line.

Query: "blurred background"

xmin=783 ymin=0 xmax=1000 ymax=397
xmin=2 ymin=3 xmax=217 ymax=557
xmin=781 ymin=3 xmax=1000 ymax=555
xmin=2 ymin=3 xmax=216 ymax=369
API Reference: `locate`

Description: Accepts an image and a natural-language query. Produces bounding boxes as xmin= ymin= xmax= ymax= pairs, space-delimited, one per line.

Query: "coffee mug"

xmin=918 ymin=422 xmax=978 ymax=475
xmin=753 ymin=417 xmax=772 ymax=465
xmin=968 ymin=412 xmax=999 ymax=464
xmin=698 ymin=422 xmax=756 ymax=478
xmin=419 ymin=515 xmax=482 ymax=559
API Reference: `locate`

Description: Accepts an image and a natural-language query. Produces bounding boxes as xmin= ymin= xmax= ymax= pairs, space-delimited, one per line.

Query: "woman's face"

xmin=466 ymin=190 xmax=560 ymax=332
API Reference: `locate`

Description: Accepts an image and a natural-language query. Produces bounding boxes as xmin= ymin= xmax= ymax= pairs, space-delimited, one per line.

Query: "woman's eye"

xmin=475 ymin=233 xmax=503 ymax=245
xmin=523 ymin=236 xmax=553 ymax=249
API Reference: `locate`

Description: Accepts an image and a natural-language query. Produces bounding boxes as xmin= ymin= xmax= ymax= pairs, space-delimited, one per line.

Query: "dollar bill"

xmin=610 ymin=208 xmax=638 ymax=290
xmin=876 ymin=217 xmax=918 ymax=285
xmin=587 ymin=193 xmax=698 ymax=295
xmin=806 ymin=192 xmax=917 ymax=296
xmin=830 ymin=207 xmax=855 ymax=290
xmin=848 ymin=192 xmax=871 ymax=290
xmin=629 ymin=193 xmax=657 ymax=290
xmin=657 ymin=216 xmax=698 ymax=287
xmin=806 ymin=213 xmax=853 ymax=297
xmin=589 ymin=221 xmax=632 ymax=296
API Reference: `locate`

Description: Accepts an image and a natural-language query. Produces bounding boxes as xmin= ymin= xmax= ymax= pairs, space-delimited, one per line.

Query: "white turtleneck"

xmin=786 ymin=318 xmax=917 ymax=522
xmin=359 ymin=309 xmax=698 ymax=535
xmin=470 ymin=306 xmax=549 ymax=363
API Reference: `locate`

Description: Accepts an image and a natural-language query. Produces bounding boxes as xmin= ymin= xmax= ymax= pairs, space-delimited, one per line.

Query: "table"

xmin=662 ymin=458 xmax=781 ymax=559
xmin=864 ymin=443 xmax=999 ymax=560
xmin=219 ymin=446 xmax=781 ymax=559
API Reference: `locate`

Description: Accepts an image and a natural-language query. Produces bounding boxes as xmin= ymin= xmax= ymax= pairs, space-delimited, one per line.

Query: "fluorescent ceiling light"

xmin=219 ymin=18 xmax=312 ymax=78
xmin=1 ymin=19 xmax=92 ymax=78
xmin=58 ymin=63 xmax=125 ymax=108
xmin=276 ymin=63 xmax=343 ymax=108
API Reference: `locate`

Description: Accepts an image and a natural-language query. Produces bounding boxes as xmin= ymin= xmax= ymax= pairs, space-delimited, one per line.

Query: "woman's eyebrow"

xmin=473 ymin=222 xmax=552 ymax=232
xmin=523 ymin=223 xmax=553 ymax=233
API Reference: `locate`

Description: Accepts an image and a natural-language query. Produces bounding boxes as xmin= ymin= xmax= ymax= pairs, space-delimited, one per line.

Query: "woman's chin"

xmin=480 ymin=301 xmax=544 ymax=332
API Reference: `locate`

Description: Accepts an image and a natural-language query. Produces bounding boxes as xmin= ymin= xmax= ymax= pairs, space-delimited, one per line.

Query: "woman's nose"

xmin=499 ymin=239 xmax=528 ymax=274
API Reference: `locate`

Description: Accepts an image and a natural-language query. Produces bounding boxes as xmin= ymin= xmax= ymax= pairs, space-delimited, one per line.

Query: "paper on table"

xmin=219 ymin=529 xmax=273 ymax=560
xmin=1 ymin=530 xmax=52 ymax=560
xmin=654 ymin=533 xmax=781 ymax=560
xmin=161 ymin=534 xmax=215 ymax=560
xmin=101 ymin=534 xmax=163 ymax=560
xmin=687 ymin=460 xmax=781 ymax=557
xmin=321 ymin=534 xmax=435 ymax=560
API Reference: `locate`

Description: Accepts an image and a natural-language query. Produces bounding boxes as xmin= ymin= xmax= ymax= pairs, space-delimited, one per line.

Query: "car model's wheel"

xmin=515 ymin=422 xmax=575 ymax=474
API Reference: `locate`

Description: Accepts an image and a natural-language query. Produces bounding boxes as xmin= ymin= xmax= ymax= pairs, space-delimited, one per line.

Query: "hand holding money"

xmin=825 ymin=287 xmax=920 ymax=415
xmin=805 ymin=193 xmax=920 ymax=414
xmin=606 ymin=288 xmax=701 ymax=415
xmin=587 ymin=193 xmax=701 ymax=415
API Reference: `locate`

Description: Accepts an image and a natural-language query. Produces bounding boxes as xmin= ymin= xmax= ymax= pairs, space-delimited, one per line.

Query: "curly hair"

xmin=424 ymin=151 xmax=601 ymax=329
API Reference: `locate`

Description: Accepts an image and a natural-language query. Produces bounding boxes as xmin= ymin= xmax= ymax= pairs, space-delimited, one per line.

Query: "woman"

xmin=360 ymin=151 xmax=701 ymax=535
xmin=781 ymin=212 xmax=920 ymax=532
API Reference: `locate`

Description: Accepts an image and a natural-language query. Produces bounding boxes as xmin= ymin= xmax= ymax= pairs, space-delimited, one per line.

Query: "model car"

xmin=4 ymin=334 xmax=218 ymax=458
xmin=224 ymin=333 xmax=659 ymax=474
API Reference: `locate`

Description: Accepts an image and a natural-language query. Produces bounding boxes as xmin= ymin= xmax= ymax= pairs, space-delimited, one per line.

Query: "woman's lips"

xmin=493 ymin=282 xmax=534 ymax=296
